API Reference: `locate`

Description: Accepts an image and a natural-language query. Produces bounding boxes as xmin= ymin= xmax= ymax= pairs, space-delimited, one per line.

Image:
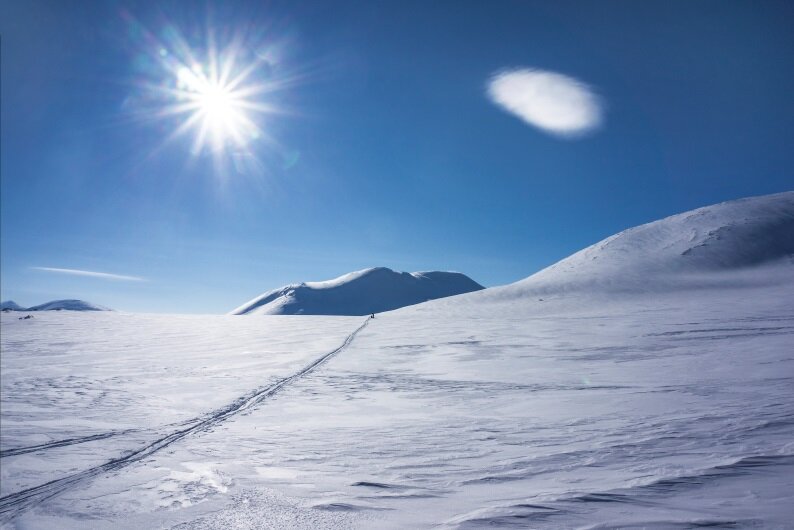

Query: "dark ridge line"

xmin=0 ymin=317 xmax=371 ymax=522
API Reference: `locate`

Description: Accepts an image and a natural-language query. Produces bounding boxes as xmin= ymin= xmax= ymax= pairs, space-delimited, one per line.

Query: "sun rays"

xmin=123 ymin=12 xmax=291 ymax=176
xmin=167 ymin=49 xmax=265 ymax=154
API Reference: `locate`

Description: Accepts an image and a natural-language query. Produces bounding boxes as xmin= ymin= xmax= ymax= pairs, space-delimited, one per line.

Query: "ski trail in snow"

xmin=0 ymin=317 xmax=371 ymax=523
xmin=0 ymin=415 xmax=225 ymax=459
xmin=0 ymin=420 xmax=195 ymax=459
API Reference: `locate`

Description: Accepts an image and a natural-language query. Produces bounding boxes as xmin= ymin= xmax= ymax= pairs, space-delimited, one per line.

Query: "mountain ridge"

xmin=231 ymin=267 xmax=484 ymax=315
xmin=1 ymin=299 xmax=111 ymax=312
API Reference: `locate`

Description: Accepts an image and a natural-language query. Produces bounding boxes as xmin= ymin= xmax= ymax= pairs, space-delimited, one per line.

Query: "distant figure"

xmin=19 ymin=314 xmax=34 ymax=320
xmin=370 ymin=313 xmax=375 ymax=319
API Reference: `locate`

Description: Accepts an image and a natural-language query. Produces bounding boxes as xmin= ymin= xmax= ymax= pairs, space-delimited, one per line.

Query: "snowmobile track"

xmin=0 ymin=317 xmax=371 ymax=522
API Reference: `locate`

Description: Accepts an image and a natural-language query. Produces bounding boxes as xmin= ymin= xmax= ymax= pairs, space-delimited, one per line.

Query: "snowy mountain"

xmin=26 ymin=299 xmax=111 ymax=312
xmin=231 ymin=267 xmax=484 ymax=315
xmin=0 ymin=301 xmax=24 ymax=311
xmin=501 ymin=191 xmax=794 ymax=297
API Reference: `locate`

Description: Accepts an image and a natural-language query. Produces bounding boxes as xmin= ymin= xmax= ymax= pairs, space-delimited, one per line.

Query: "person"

xmin=370 ymin=313 xmax=375 ymax=319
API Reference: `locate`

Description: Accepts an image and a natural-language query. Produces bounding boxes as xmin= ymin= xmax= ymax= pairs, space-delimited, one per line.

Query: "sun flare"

xmin=169 ymin=64 xmax=256 ymax=154
xmin=126 ymin=18 xmax=286 ymax=171
xmin=171 ymin=58 xmax=264 ymax=154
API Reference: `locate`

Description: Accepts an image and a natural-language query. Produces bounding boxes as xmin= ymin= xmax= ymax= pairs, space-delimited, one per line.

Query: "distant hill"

xmin=24 ymin=299 xmax=111 ymax=312
xmin=1 ymin=300 xmax=24 ymax=311
xmin=231 ymin=267 xmax=484 ymax=316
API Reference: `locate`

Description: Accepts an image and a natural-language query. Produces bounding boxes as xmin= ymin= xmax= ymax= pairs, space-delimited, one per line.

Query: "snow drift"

xmin=231 ymin=267 xmax=484 ymax=315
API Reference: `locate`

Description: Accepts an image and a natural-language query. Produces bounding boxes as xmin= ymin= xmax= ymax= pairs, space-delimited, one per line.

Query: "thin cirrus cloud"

xmin=32 ymin=267 xmax=146 ymax=282
xmin=486 ymin=68 xmax=602 ymax=138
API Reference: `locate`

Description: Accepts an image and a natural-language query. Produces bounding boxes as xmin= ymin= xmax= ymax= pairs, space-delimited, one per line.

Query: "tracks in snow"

xmin=0 ymin=317 xmax=371 ymax=523
xmin=0 ymin=431 xmax=130 ymax=458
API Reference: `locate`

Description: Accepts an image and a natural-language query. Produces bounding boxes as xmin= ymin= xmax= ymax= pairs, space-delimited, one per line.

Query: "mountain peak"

xmin=1 ymin=300 xmax=24 ymax=311
xmin=231 ymin=267 xmax=484 ymax=315
xmin=27 ymin=299 xmax=111 ymax=312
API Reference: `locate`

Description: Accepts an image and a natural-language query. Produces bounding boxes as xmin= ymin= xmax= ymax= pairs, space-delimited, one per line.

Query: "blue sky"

xmin=2 ymin=0 xmax=793 ymax=313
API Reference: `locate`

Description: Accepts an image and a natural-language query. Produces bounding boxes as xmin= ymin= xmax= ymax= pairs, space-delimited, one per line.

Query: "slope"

xmin=514 ymin=190 xmax=794 ymax=294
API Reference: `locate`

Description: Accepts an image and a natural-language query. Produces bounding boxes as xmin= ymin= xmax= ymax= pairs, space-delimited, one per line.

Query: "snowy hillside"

xmin=502 ymin=191 xmax=794 ymax=297
xmin=0 ymin=301 xmax=23 ymax=311
xmin=26 ymin=300 xmax=110 ymax=312
xmin=231 ymin=267 xmax=484 ymax=315
xmin=1 ymin=193 xmax=792 ymax=528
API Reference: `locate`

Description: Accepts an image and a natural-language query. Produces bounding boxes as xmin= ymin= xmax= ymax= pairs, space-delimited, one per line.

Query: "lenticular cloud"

xmin=487 ymin=68 xmax=602 ymax=138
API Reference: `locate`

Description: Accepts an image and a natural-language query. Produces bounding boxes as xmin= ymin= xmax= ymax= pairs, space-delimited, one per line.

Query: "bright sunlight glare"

xmin=123 ymin=12 xmax=291 ymax=174
xmin=173 ymin=62 xmax=261 ymax=153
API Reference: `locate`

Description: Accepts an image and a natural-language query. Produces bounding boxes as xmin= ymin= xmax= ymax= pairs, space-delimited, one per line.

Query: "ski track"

xmin=0 ymin=419 xmax=196 ymax=459
xmin=0 ymin=432 xmax=130 ymax=459
xmin=0 ymin=317 xmax=371 ymax=523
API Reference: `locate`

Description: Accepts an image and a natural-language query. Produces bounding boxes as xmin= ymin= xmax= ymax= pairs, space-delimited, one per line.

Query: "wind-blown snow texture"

xmin=1 ymin=192 xmax=793 ymax=529
xmin=231 ymin=267 xmax=484 ymax=315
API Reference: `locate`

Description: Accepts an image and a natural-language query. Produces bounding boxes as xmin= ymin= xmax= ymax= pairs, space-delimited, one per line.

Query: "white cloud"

xmin=32 ymin=267 xmax=145 ymax=282
xmin=487 ymin=68 xmax=602 ymax=138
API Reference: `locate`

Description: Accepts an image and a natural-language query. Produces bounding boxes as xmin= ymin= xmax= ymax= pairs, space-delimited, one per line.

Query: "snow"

xmin=12 ymin=300 xmax=112 ymax=312
xmin=498 ymin=190 xmax=794 ymax=297
xmin=1 ymin=192 xmax=793 ymax=528
xmin=230 ymin=267 xmax=484 ymax=316
xmin=27 ymin=299 xmax=111 ymax=312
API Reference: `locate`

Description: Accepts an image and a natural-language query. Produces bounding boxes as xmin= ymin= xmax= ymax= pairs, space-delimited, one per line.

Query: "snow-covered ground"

xmin=1 ymin=192 xmax=793 ymax=528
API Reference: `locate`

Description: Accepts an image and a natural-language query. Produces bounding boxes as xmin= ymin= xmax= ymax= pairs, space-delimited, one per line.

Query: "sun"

xmin=124 ymin=17 xmax=287 ymax=173
xmin=198 ymin=85 xmax=234 ymax=122
xmin=171 ymin=59 xmax=264 ymax=155
xmin=194 ymin=82 xmax=240 ymax=148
